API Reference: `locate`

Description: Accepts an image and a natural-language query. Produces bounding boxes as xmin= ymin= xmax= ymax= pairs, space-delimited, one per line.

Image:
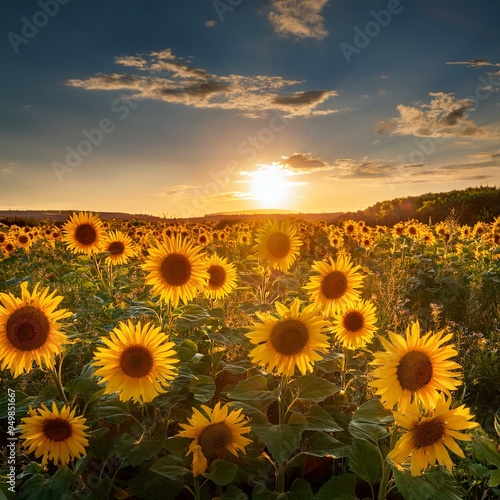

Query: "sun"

xmin=252 ymin=164 xmax=290 ymax=209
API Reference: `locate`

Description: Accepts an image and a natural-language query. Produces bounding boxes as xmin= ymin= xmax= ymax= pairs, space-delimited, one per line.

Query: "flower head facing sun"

xmin=19 ymin=402 xmax=89 ymax=467
xmin=204 ymin=254 xmax=238 ymax=300
xmin=62 ymin=212 xmax=106 ymax=255
xmin=0 ymin=282 xmax=72 ymax=377
xmin=93 ymin=320 xmax=179 ymax=403
xmin=246 ymin=298 xmax=330 ymax=376
xmin=253 ymin=220 xmax=302 ymax=272
xmin=331 ymin=299 xmax=378 ymax=349
xmin=143 ymin=234 xmax=208 ymax=308
xmin=304 ymin=254 xmax=365 ymax=317
xmin=388 ymin=395 xmax=478 ymax=476
xmin=177 ymin=402 xmax=252 ymax=477
xmin=103 ymin=230 xmax=138 ymax=265
xmin=369 ymin=322 xmax=462 ymax=412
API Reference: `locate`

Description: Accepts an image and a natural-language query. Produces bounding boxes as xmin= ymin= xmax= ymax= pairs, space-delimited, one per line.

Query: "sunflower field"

xmin=1 ymin=212 xmax=499 ymax=499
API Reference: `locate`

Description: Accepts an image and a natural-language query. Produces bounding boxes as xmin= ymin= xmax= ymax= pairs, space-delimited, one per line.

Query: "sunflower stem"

xmin=193 ymin=476 xmax=201 ymax=500
xmin=52 ymin=364 xmax=69 ymax=406
xmin=377 ymin=426 xmax=397 ymax=500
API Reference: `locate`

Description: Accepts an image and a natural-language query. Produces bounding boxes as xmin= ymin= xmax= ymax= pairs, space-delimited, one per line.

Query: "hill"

xmin=0 ymin=186 xmax=499 ymax=227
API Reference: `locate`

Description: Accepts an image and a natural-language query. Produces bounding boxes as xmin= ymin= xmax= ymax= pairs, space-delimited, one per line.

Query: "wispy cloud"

xmin=446 ymin=59 xmax=500 ymax=68
xmin=377 ymin=92 xmax=500 ymax=138
xmin=66 ymin=49 xmax=338 ymax=118
xmin=2 ymin=162 xmax=19 ymax=174
xmin=149 ymin=184 xmax=200 ymax=198
xmin=268 ymin=0 xmax=329 ymax=40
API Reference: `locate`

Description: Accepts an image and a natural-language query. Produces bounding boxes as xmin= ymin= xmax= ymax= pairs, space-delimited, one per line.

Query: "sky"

xmin=1 ymin=0 xmax=500 ymax=218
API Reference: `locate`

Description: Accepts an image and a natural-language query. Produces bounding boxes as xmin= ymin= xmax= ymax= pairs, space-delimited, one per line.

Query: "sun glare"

xmin=252 ymin=164 xmax=290 ymax=209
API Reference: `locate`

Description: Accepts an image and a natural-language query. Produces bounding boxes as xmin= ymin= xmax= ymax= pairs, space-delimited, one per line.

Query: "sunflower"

xmin=246 ymin=298 xmax=330 ymax=376
xmin=388 ymin=395 xmax=478 ymax=476
xmin=303 ymin=254 xmax=364 ymax=317
xmin=0 ymin=282 xmax=72 ymax=377
xmin=369 ymin=322 xmax=462 ymax=412
xmin=331 ymin=299 xmax=377 ymax=349
xmin=177 ymin=402 xmax=252 ymax=477
xmin=253 ymin=220 xmax=302 ymax=272
xmin=93 ymin=320 xmax=179 ymax=403
xmin=62 ymin=211 xmax=106 ymax=255
xmin=204 ymin=254 xmax=238 ymax=300
xmin=19 ymin=402 xmax=89 ymax=467
xmin=143 ymin=234 xmax=208 ymax=308
xmin=102 ymin=230 xmax=138 ymax=265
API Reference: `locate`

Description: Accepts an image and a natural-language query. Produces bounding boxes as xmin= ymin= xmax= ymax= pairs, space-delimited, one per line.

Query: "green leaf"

xmin=220 ymin=485 xmax=248 ymax=500
xmin=227 ymin=375 xmax=277 ymax=403
xmin=149 ymin=455 xmax=189 ymax=481
xmin=96 ymin=404 xmax=130 ymax=424
xmin=16 ymin=475 xmax=47 ymax=500
xmin=176 ymin=339 xmax=198 ymax=362
xmin=114 ymin=427 xmax=167 ymax=466
xmin=314 ymin=473 xmax=358 ymax=500
xmin=303 ymin=432 xmax=351 ymax=458
xmin=348 ymin=439 xmax=382 ymax=487
xmin=392 ymin=468 xmax=463 ymax=500
xmin=490 ymin=468 xmax=500 ymax=488
xmin=348 ymin=420 xmax=389 ymax=444
xmin=469 ymin=463 xmax=491 ymax=479
xmin=305 ymin=405 xmax=343 ymax=432
xmin=472 ymin=435 xmax=500 ymax=468
xmin=288 ymin=478 xmax=313 ymax=500
xmin=251 ymin=483 xmax=286 ymax=500
xmin=352 ymin=398 xmax=394 ymax=424
xmin=164 ymin=436 xmax=191 ymax=457
xmin=205 ymin=459 xmax=238 ymax=486
xmin=176 ymin=304 xmax=210 ymax=327
xmin=252 ymin=413 xmax=307 ymax=463
xmin=289 ymin=375 xmax=341 ymax=403
xmin=188 ymin=375 xmax=216 ymax=403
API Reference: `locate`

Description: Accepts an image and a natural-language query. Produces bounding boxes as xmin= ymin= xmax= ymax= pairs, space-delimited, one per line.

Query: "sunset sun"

xmin=252 ymin=164 xmax=290 ymax=209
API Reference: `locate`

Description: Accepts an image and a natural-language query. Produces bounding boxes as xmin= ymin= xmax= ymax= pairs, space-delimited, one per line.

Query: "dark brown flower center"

xmin=321 ymin=271 xmax=348 ymax=299
xmin=75 ymin=223 xmax=97 ymax=246
xmin=414 ymin=417 xmax=445 ymax=448
xmin=270 ymin=319 xmax=309 ymax=356
xmin=397 ymin=350 xmax=433 ymax=392
xmin=0 ymin=233 xmax=5 ymax=243
xmin=6 ymin=306 xmax=50 ymax=351
xmin=343 ymin=311 xmax=364 ymax=332
xmin=160 ymin=253 xmax=191 ymax=286
xmin=43 ymin=418 xmax=72 ymax=442
xmin=267 ymin=232 xmax=291 ymax=259
xmin=119 ymin=345 xmax=154 ymax=378
xmin=108 ymin=241 xmax=125 ymax=256
xmin=199 ymin=422 xmax=232 ymax=458
xmin=408 ymin=226 xmax=418 ymax=236
xmin=18 ymin=235 xmax=29 ymax=245
xmin=208 ymin=265 xmax=226 ymax=288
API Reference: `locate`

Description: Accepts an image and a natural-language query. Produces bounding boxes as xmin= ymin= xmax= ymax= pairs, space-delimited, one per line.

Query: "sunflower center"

xmin=270 ymin=319 xmax=309 ymax=356
xmin=267 ymin=232 xmax=291 ymax=258
xmin=119 ymin=346 xmax=154 ymax=378
xmin=414 ymin=417 xmax=445 ymax=448
xmin=6 ymin=306 xmax=50 ymax=351
xmin=19 ymin=235 xmax=29 ymax=245
xmin=160 ymin=253 xmax=192 ymax=286
xmin=75 ymin=224 xmax=97 ymax=246
xmin=321 ymin=271 xmax=348 ymax=299
xmin=208 ymin=265 xmax=226 ymax=288
xmin=43 ymin=418 xmax=72 ymax=442
xmin=397 ymin=350 xmax=433 ymax=392
xmin=108 ymin=241 xmax=125 ymax=255
xmin=199 ymin=422 xmax=232 ymax=457
xmin=343 ymin=311 xmax=364 ymax=332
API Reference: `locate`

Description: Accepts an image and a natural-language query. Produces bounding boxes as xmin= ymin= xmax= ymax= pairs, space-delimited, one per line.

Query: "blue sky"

xmin=1 ymin=0 xmax=499 ymax=217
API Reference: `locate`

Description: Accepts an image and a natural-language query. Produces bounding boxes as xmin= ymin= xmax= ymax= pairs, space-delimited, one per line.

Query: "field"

xmin=1 ymin=213 xmax=499 ymax=499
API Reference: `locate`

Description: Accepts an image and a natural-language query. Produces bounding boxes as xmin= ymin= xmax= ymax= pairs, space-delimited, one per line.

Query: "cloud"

xmin=325 ymin=152 xmax=500 ymax=185
xmin=149 ymin=184 xmax=199 ymax=198
xmin=268 ymin=0 xmax=329 ymax=40
xmin=66 ymin=49 xmax=338 ymax=118
xmin=2 ymin=162 xmax=19 ymax=174
xmin=446 ymin=59 xmax=500 ymax=68
xmin=377 ymin=92 xmax=499 ymax=138
xmin=278 ymin=152 xmax=331 ymax=174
